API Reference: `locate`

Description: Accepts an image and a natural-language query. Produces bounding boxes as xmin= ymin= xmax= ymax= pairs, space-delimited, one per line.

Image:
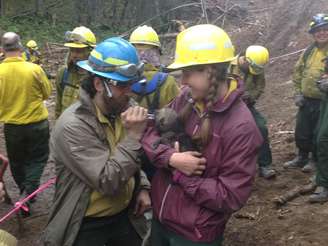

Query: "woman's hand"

xmin=169 ymin=142 xmax=206 ymax=176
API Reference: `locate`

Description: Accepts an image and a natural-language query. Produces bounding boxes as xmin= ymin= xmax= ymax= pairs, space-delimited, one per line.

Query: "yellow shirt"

xmin=85 ymin=106 xmax=135 ymax=217
xmin=0 ymin=57 xmax=52 ymax=124
xmin=195 ymin=101 xmax=205 ymax=116
xmin=293 ymin=44 xmax=328 ymax=99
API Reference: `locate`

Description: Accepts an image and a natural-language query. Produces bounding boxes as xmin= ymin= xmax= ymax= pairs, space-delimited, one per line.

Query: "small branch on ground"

xmin=272 ymin=182 xmax=316 ymax=207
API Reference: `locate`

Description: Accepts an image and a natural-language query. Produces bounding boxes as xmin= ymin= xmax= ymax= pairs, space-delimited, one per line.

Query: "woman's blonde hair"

xmin=179 ymin=62 xmax=230 ymax=147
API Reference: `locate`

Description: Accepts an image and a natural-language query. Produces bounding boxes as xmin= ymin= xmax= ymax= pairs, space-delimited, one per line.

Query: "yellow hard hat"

xmin=26 ymin=40 xmax=38 ymax=50
xmin=245 ymin=45 xmax=269 ymax=75
xmin=168 ymin=24 xmax=235 ymax=70
xmin=129 ymin=25 xmax=161 ymax=48
xmin=64 ymin=26 xmax=96 ymax=48
xmin=0 ymin=229 xmax=17 ymax=246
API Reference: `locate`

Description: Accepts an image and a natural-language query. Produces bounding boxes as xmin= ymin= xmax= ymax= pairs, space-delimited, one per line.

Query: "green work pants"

xmin=248 ymin=106 xmax=272 ymax=167
xmin=295 ymin=97 xmax=320 ymax=160
xmin=4 ymin=119 xmax=49 ymax=195
xmin=151 ymin=219 xmax=223 ymax=246
xmin=316 ymin=96 xmax=328 ymax=187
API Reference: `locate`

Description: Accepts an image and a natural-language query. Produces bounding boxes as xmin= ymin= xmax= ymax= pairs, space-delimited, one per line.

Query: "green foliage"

xmin=0 ymin=16 xmax=70 ymax=45
xmin=0 ymin=15 xmax=119 ymax=48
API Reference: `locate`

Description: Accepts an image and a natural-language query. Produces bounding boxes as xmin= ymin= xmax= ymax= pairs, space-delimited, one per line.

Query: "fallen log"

xmin=273 ymin=182 xmax=316 ymax=207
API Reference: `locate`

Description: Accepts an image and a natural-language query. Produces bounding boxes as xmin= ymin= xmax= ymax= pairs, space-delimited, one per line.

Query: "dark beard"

xmin=68 ymin=61 xmax=80 ymax=71
xmin=102 ymin=92 xmax=130 ymax=116
xmin=68 ymin=61 xmax=89 ymax=75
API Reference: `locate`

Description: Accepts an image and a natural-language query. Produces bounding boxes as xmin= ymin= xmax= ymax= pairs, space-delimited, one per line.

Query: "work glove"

xmin=294 ymin=94 xmax=305 ymax=107
xmin=317 ymin=76 xmax=328 ymax=93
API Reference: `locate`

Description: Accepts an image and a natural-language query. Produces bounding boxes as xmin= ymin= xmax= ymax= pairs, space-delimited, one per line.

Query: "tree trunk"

xmin=0 ymin=0 xmax=5 ymax=17
xmin=35 ymin=0 xmax=45 ymax=17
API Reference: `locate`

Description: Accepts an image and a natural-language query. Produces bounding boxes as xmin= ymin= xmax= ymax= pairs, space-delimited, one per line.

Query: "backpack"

xmin=60 ymin=68 xmax=80 ymax=94
xmin=24 ymin=49 xmax=31 ymax=61
xmin=131 ymin=72 xmax=168 ymax=113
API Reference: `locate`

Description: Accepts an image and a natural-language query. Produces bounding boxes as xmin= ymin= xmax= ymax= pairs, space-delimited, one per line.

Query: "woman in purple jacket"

xmin=141 ymin=24 xmax=263 ymax=246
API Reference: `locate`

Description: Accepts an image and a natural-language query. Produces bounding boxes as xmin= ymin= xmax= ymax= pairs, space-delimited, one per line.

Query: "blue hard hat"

xmin=77 ymin=37 xmax=144 ymax=83
xmin=309 ymin=13 xmax=328 ymax=34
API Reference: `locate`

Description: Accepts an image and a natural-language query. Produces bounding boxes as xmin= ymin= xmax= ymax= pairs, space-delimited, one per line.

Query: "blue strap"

xmin=25 ymin=49 xmax=31 ymax=61
xmin=131 ymin=72 xmax=168 ymax=95
xmin=61 ymin=68 xmax=70 ymax=91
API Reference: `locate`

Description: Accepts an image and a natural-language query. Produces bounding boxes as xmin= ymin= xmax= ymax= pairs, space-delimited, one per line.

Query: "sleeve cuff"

xmin=162 ymin=149 xmax=177 ymax=169
xmin=119 ymin=136 xmax=142 ymax=151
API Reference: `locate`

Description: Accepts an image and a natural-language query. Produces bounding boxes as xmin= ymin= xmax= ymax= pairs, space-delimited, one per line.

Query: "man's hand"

xmin=294 ymin=94 xmax=305 ymax=107
xmin=134 ymin=189 xmax=151 ymax=217
xmin=121 ymin=106 xmax=148 ymax=140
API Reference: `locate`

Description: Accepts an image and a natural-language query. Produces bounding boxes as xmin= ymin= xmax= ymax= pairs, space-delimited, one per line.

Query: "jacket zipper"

xmin=194 ymin=227 xmax=202 ymax=239
xmin=159 ymin=184 xmax=203 ymax=239
xmin=159 ymin=184 xmax=172 ymax=223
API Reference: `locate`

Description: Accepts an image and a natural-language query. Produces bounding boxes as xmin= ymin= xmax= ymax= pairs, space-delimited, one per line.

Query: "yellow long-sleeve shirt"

xmin=0 ymin=57 xmax=52 ymax=124
xmin=22 ymin=49 xmax=41 ymax=64
xmin=293 ymin=44 xmax=328 ymax=99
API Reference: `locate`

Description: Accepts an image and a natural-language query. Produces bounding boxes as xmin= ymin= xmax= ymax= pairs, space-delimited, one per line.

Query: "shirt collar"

xmin=2 ymin=57 xmax=25 ymax=63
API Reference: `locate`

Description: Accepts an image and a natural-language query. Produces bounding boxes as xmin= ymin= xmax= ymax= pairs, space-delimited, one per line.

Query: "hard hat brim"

xmin=167 ymin=57 xmax=237 ymax=70
xmin=309 ymin=22 xmax=328 ymax=33
xmin=130 ymin=40 xmax=161 ymax=47
xmin=28 ymin=46 xmax=38 ymax=50
xmin=0 ymin=229 xmax=17 ymax=245
xmin=230 ymin=57 xmax=239 ymax=65
xmin=64 ymin=43 xmax=89 ymax=48
xmin=77 ymin=60 xmax=132 ymax=82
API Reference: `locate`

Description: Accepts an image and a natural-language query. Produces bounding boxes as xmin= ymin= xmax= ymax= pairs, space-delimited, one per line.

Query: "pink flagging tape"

xmin=0 ymin=178 xmax=56 ymax=223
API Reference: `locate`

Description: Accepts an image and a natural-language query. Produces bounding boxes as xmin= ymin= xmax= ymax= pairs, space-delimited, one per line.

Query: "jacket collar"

xmin=77 ymin=89 xmax=96 ymax=113
xmin=315 ymin=42 xmax=328 ymax=50
xmin=144 ymin=63 xmax=159 ymax=72
xmin=212 ymin=77 xmax=243 ymax=113
xmin=74 ymin=89 xmax=110 ymax=144
xmin=2 ymin=56 xmax=25 ymax=63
